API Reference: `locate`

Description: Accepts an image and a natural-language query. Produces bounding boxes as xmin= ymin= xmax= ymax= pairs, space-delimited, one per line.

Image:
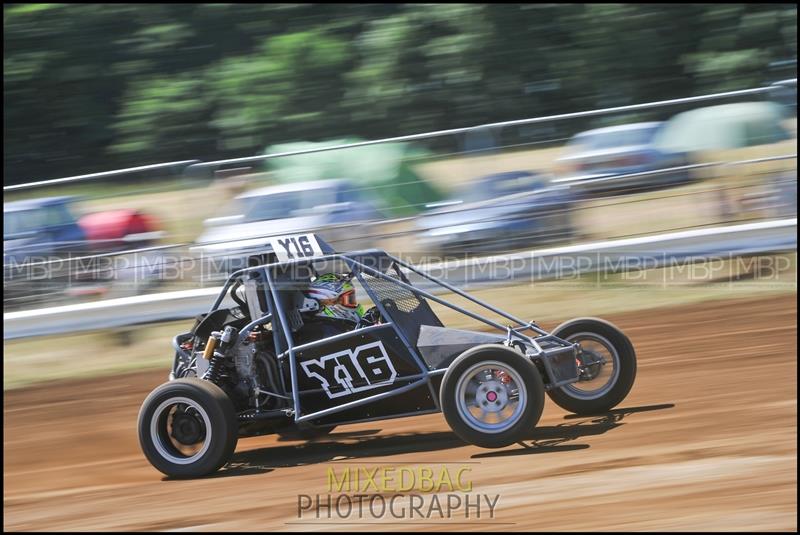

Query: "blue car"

xmin=4 ymin=196 xmax=96 ymax=306
xmin=4 ymin=196 xmax=89 ymax=262
xmin=416 ymin=171 xmax=576 ymax=254
xmin=553 ymin=122 xmax=692 ymax=195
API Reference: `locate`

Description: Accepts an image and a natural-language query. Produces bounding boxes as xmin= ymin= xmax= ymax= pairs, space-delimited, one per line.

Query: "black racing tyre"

xmin=277 ymin=424 xmax=337 ymax=441
xmin=138 ymin=378 xmax=239 ymax=478
xmin=440 ymin=344 xmax=545 ymax=448
xmin=547 ymin=318 xmax=637 ymax=415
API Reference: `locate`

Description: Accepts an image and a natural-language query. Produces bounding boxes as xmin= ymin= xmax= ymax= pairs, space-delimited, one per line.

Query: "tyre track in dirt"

xmin=4 ymin=294 xmax=797 ymax=531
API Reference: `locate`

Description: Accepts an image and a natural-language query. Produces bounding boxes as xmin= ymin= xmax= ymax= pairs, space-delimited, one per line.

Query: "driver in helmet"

xmin=303 ymin=273 xmax=365 ymax=323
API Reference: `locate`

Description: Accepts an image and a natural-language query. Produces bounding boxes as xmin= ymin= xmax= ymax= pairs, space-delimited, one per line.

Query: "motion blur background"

xmin=4 ymin=3 xmax=797 ymax=310
xmin=3 ymin=4 xmax=798 ymax=531
xmin=4 ymin=4 xmax=798 ymax=183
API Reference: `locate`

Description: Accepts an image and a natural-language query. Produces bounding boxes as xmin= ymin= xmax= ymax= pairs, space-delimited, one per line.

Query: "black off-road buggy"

xmin=138 ymin=234 xmax=637 ymax=478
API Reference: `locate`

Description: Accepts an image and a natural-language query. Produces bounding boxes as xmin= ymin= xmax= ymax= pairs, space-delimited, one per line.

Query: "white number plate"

xmin=269 ymin=233 xmax=324 ymax=262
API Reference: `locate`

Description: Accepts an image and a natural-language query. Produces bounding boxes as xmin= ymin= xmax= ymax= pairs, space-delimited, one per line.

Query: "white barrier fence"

xmin=4 ymin=218 xmax=795 ymax=340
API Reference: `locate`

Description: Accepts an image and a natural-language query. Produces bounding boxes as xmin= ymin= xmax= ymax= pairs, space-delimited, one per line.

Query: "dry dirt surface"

xmin=4 ymin=294 xmax=797 ymax=531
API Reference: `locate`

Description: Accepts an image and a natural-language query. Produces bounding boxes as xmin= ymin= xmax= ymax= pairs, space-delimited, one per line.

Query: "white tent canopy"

xmin=655 ymin=102 xmax=791 ymax=152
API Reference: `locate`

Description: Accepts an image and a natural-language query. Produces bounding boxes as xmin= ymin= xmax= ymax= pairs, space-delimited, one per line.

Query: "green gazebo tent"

xmin=263 ymin=138 xmax=443 ymax=216
xmin=655 ymin=102 xmax=791 ymax=153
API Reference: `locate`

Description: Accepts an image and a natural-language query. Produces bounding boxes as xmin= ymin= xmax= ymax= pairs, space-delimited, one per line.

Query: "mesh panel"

xmin=360 ymin=265 xmax=443 ymax=346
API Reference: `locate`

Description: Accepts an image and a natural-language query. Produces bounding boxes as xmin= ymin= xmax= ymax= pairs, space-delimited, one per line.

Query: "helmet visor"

xmin=337 ymin=289 xmax=358 ymax=308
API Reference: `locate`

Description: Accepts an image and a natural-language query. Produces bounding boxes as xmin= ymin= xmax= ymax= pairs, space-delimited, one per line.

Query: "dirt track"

xmin=4 ymin=294 xmax=797 ymax=531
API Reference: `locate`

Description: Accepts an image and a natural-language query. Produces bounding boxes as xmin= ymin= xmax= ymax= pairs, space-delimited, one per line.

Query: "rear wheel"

xmin=440 ymin=345 xmax=544 ymax=448
xmin=138 ymin=378 xmax=238 ymax=478
xmin=547 ymin=318 xmax=637 ymax=415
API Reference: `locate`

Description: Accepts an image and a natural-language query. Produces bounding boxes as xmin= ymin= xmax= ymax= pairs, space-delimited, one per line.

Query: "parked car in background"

xmin=78 ymin=209 xmax=163 ymax=251
xmin=4 ymin=196 xmax=89 ymax=263
xmin=4 ymin=196 xmax=92 ymax=307
xmin=416 ymin=171 xmax=576 ymax=255
xmin=3 ymin=196 xmax=165 ymax=308
xmin=553 ymin=122 xmax=692 ymax=195
xmin=77 ymin=208 xmax=167 ymax=298
xmin=192 ymin=179 xmax=385 ymax=277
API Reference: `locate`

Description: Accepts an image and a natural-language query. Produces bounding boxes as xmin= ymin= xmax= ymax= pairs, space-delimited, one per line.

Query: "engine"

xmin=231 ymin=328 xmax=282 ymax=411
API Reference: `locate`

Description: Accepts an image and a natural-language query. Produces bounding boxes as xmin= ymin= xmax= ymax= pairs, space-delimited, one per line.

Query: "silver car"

xmin=193 ymin=179 xmax=384 ymax=277
xmin=553 ymin=122 xmax=692 ymax=195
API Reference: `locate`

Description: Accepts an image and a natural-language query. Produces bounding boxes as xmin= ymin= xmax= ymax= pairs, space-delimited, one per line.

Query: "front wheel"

xmin=547 ymin=318 xmax=637 ymax=415
xmin=440 ymin=345 xmax=545 ymax=448
xmin=138 ymin=378 xmax=239 ymax=478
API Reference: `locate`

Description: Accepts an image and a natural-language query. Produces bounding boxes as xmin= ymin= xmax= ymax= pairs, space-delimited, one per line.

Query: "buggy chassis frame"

xmin=179 ymin=249 xmax=580 ymax=426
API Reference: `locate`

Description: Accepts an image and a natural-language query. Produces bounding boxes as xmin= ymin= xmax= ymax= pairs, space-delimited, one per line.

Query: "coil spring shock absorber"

xmin=203 ymin=353 xmax=225 ymax=384
xmin=202 ymin=326 xmax=237 ymax=385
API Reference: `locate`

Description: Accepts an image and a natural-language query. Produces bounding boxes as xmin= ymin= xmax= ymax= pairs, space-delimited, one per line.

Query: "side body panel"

xmin=291 ymin=324 xmax=435 ymax=422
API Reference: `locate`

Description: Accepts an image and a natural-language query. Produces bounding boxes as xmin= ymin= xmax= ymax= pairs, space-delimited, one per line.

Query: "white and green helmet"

xmin=303 ymin=273 xmax=365 ymax=324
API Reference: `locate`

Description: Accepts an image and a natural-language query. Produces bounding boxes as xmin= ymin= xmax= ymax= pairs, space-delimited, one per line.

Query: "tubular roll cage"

xmin=202 ymin=249 xmax=578 ymax=424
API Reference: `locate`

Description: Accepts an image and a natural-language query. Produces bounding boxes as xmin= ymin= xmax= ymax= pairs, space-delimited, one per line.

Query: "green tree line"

xmin=4 ymin=3 xmax=796 ymax=185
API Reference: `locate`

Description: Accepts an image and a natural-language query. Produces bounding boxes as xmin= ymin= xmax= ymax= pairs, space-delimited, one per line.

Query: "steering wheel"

xmin=360 ymin=306 xmax=382 ymax=326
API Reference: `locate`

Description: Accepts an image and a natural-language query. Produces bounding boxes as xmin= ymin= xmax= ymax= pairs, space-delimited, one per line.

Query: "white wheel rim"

xmin=455 ymin=360 xmax=527 ymax=434
xmin=150 ymin=396 xmax=213 ymax=465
